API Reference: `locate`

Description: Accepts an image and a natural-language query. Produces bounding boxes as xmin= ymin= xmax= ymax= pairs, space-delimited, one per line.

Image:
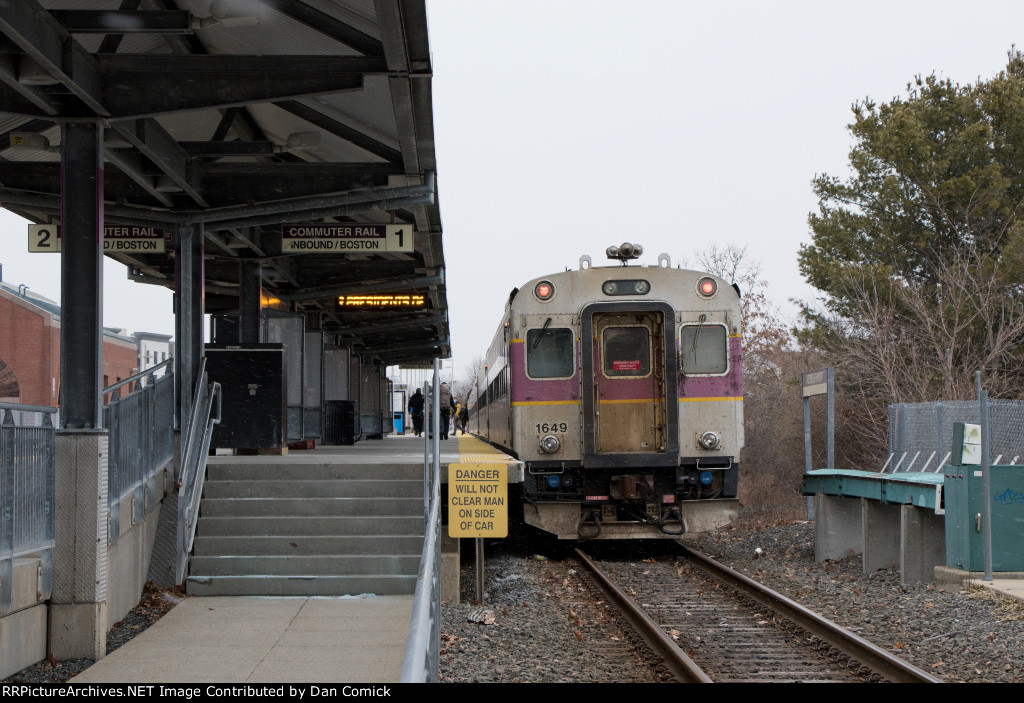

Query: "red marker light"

xmin=535 ymin=281 xmax=554 ymax=300
xmin=697 ymin=277 xmax=717 ymax=297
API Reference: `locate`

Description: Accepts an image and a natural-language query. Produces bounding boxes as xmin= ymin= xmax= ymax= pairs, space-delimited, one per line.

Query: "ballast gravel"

xmin=440 ymin=520 xmax=1024 ymax=683
xmin=5 ymin=521 xmax=1022 ymax=684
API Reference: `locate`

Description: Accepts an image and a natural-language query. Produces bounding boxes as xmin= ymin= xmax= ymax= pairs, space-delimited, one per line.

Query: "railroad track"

xmin=574 ymin=546 xmax=942 ymax=683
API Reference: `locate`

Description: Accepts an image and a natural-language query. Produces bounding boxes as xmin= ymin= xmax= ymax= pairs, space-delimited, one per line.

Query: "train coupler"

xmin=577 ymin=509 xmax=602 ymax=539
xmin=659 ymin=508 xmax=685 ymax=536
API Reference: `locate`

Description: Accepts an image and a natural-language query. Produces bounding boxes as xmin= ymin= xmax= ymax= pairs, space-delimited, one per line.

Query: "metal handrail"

xmin=401 ymin=358 xmax=443 ymax=682
xmin=101 ymin=358 xmax=173 ymax=398
xmin=174 ymin=358 xmax=222 ymax=585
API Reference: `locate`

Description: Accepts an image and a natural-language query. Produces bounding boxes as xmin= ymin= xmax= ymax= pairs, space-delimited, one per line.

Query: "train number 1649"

xmin=536 ymin=422 xmax=568 ymax=433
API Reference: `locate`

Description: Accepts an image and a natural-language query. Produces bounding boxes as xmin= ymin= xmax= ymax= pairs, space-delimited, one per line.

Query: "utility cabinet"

xmin=206 ymin=344 xmax=287 ymax=451
xmin=944 ymin=465 xmax=1024 ymax=572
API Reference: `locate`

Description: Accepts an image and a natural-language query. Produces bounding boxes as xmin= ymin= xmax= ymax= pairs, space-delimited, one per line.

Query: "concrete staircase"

xmin=186 ymin=461 xmax=425 ymax=596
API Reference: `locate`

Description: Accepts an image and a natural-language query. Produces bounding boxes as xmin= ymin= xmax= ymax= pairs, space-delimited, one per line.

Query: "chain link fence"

xmin=887 ymin=400 xmax=1024 ymax=473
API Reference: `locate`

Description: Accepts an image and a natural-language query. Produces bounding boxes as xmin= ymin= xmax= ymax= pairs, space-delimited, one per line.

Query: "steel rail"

xmin=574 ymin=548 xmax=711 ymax=683
xmin=678 ymin=545 xmax=942 ymax=683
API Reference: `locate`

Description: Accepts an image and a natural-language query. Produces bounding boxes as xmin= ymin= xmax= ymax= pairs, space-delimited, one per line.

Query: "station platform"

xmin=70 ymin=432 xmax=517 ymax=684
xmin=804 ymin=468 xmax=1024 ymax=597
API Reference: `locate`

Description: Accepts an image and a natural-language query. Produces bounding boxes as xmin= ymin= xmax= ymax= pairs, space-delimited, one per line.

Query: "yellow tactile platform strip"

xmin=456 ymin=435 xmax=518 ymax=464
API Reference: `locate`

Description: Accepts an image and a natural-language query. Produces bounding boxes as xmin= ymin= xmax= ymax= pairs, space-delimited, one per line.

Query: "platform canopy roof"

xmin=0 ymin=0 xmax=448 ymax=365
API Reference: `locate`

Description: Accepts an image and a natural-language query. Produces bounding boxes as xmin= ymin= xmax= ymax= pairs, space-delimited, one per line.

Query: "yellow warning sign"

xmin=448 ymin=463 xmax=508 ymax=538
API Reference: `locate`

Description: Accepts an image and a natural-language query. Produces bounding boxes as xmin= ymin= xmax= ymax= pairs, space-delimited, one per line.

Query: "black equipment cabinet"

xmin=323 ymin=400 xmax=356 ymax=445
xmin=206 ymin=344 xmax=286 ymax=450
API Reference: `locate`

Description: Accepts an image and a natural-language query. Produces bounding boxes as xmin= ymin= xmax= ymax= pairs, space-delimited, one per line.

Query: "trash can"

xmin=393 ymin=411 xmax=404 ymax=434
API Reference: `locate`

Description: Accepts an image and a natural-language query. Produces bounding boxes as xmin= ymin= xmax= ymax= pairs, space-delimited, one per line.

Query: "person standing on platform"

xmin=458 ymin=403 xmax=469 ymax=435
xmin=408 ymin=388 xmax=425 ymax=437
xmin=438 ymin=381 xmax=456 ymax=440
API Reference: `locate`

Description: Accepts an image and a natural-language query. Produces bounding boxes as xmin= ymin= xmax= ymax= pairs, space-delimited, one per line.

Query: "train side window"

xmin=679 ymin=324 xmax=728 ymax=374
xmin=602 ymin=326 xmax=651 ymax=377
xmin=526 ymin=328 xmax=574 ymax=379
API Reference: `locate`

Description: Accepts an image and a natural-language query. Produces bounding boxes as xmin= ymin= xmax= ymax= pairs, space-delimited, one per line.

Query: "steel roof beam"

xmin=97 ymin=0 xmax=141 ymax=54
xmin=259 ymin=0 xmax=384 ymax=56
xmin=110 ymin=118 xmax=207 ymax=206
xmin=0 ymin=55 xmax=59 ymax=116
xmin=333 ymin=313 xmax=447 ymax=336
xmin=100 ymin=58 xmax=368 ymax=118
xmin=199 ymin=173 xmax=431 ymax=221
xmin=103 ymin=148 xmax=175 ymax=207
xmin=273 ymin=100 xmax=402 ymax=163
xmin=280 ymin=273 xmax=443 ymax=303
xmin=49 ymin=10 xmax=193 ymax=34
xmin=0 ymin=0 xmax=108 ymax=115
xmin=201 ymin=162 xmax=403 ymax=176
xmin=207 ymin=193 xmax=431 ymax=232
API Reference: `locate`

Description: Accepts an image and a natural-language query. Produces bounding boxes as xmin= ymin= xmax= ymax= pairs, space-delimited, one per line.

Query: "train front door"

xmin=591 ymin=311 xmax=666 ymax=454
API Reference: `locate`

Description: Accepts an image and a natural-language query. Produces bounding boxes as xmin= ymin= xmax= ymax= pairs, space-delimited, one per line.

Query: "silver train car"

xmin=467 ymin=244 xmax=744 ymax=539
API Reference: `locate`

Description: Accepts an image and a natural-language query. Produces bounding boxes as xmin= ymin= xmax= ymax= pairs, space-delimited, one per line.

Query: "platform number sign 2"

xmin=28 ymin=224 xmax=60 ymax=252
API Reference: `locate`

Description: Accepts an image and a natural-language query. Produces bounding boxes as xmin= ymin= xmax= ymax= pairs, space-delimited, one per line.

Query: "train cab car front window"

xmin=526 ymin=327 xmax=575 ymax=378
xmin=679 ymin=324 xmax=728 ymax=374
xmin=602 ymin=326 xmax=651 ymax=377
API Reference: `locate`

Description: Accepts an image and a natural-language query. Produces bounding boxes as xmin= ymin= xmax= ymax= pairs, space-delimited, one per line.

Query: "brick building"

xmin=0 ymin=280 xmax=140 ymax=407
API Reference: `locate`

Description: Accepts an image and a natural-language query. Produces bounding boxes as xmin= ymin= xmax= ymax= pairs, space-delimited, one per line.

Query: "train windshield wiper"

xmin=691 ymin=313 xmax=707 ymax=354
xmin=532 ymin=317 xmax=553 ymax=351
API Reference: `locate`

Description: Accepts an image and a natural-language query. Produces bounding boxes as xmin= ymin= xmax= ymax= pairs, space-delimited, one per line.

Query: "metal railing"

xmin=0 ymin=403 xmax=56 ymax=616
xmin=885 ymin=400 xmax=1024 ymax=473
xmin=401 ymin=359 xmax=443 ymax=682
xmin=175 ymin=358 xmax=222 ymax=585
xmin=102 ymin=360 xmax=175 ymax=545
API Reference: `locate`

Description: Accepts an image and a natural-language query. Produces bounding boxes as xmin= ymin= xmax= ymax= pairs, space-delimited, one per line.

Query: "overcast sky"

xmin=2 ymin=1 xmax=1023 ymax=378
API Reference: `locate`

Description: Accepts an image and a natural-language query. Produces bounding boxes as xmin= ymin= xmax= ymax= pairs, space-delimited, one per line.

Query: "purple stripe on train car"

xmin=509 ymin=341 xmax=581 ymax=403
xmin=679 ymin=337 xmax=743 ymax=398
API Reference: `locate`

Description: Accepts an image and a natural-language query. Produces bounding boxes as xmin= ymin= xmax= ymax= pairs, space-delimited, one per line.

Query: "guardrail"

xmin=175 ymin=358 xmax=222 ymax=585
xmin=0 ymin=402 xmax=57 ymax=616
xmin=102 ymin=360 xmax=175 ymax=545
xmin=401 ymin=359 xmax=442 ymax=682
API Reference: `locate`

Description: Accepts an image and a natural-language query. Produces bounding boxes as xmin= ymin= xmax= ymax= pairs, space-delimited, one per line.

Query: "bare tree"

xmin=810 ymin=241 xmax=1024 ymax=467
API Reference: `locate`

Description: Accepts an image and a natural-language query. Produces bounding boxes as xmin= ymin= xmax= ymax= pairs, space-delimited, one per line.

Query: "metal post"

xmin=475 ymin=537 xmax=485 ymax=605
xmin=422 ymin=379 xmax=429 ymax=525
xmin=59 ymin=121 xmax=104 ymax=430
xmin=175 ymin=223 xmax=205 ymax=449
xmin=826 ymin=367 xmax=835 ymax=470
xmin=978 ymin=371 xmax=993 ymax=582
xmin=239 ymin=261 xmax=262 ymax=344
xmin=803 ymin=395 xmax=813 ymax=519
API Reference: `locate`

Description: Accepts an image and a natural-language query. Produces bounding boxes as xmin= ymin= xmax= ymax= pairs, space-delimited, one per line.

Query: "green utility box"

xmin=943 ymin=465 xmax=1024 ymax=572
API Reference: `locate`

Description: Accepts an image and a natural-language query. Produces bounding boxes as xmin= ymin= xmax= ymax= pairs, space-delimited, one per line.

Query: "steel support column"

xmin=59 ymin=122 xmax=104 ymax=430
xmin=239 ymin=262 xmax=262 ymax=344
xmin=175 ymin=223 xmax=204 ymax=446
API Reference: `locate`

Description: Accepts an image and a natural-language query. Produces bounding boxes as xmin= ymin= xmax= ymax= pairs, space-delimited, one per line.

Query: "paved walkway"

xmin=72 ymin=595 xmax=412 ymax=683
xmin=71 ymin=432 xmax=517 ymax=684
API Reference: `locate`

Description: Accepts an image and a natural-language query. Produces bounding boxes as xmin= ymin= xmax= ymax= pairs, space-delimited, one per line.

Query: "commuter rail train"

xmin=467 ymin=244 xmax=744 ymax=539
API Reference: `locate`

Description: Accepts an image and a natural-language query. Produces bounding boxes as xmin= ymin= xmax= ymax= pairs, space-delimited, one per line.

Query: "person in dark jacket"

xmin=458 ymin=403 xmax=469 ymax=435
xmin=408 ymin=389 xmax=425 ymax=436
xmin=438 ymin=382 xmax=456 ymax=440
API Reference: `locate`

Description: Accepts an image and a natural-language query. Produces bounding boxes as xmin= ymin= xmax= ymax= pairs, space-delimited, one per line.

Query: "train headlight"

xmin=602 ymin=279 xmax=651 ymax=296
xmin=539 ymin=434 xmax=561 ymax=453
xmin=534 ymin=280 xmax=555 ymax=301
xmin=698 ymin=431 xmax=721 ymax=450
xmin=696 ymin=277 xmax=718 ymax=298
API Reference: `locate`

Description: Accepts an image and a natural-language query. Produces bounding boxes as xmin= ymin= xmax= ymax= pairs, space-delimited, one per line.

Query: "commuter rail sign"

xmin=280 ymin=224 xmax=413 ymax=253
xmin=448 ymin=463 xmax=508 ymax=538
xmin=28 ymin=224 xmax=169 ymax=253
